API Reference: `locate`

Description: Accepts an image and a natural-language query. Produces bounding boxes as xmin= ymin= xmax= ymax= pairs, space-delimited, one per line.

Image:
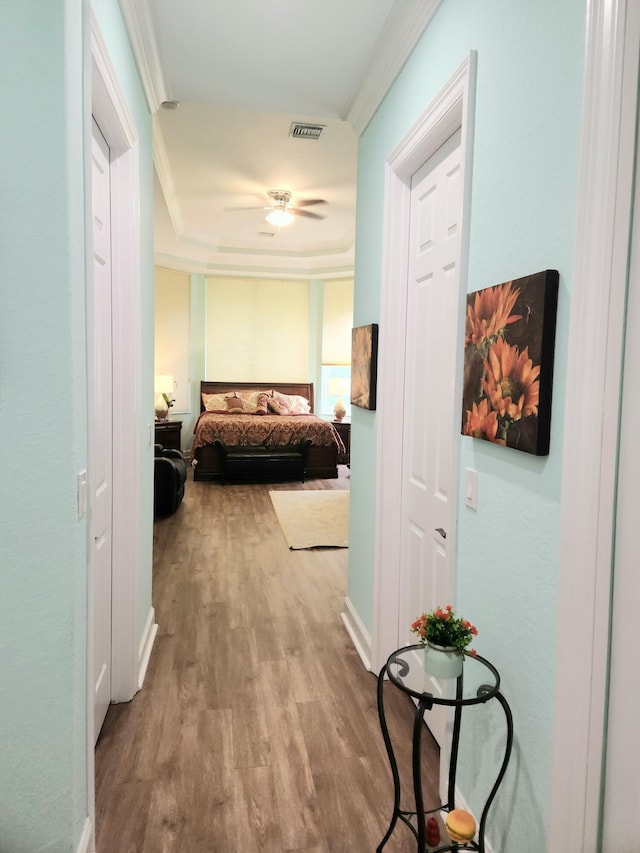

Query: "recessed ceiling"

xmin=119 ymin=0 xmax=440 ymax=278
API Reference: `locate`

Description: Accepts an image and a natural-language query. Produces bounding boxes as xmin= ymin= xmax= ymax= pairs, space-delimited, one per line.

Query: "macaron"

xmin=445 ymin=809 xmax=476 ymax=842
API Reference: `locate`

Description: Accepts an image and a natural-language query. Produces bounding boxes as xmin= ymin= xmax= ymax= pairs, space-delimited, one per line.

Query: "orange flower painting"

xmin=461 ymin=270 xmax=558 ymax=455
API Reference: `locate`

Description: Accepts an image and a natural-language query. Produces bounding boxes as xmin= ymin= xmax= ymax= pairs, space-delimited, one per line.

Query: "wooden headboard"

xmin=200 ymin=381 xmax=315 ymax=413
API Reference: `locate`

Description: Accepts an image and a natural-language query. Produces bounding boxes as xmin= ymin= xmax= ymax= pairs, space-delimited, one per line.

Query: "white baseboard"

xmin=341 ymin=596 xmax=373 ymax=671
xmin=76 ymin=817 xmax=93 ymax=853
xmin=138 ymin=606 xmax=158 ymax=689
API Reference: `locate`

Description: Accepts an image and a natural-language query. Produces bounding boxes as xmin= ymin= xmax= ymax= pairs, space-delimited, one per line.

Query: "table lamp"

xmin=154 ymin=374 xmax=174 ymax=420
xmin=328 ymin=376 xmax=350 ymax=421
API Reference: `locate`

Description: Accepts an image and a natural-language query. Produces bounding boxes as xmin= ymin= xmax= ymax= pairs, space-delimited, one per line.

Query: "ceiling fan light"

xmin=265 ymin=207 xmax=294 ymax=228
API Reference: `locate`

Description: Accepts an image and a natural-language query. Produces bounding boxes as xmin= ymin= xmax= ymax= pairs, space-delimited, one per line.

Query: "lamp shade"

xmin=154 ymin=374 xmax=174 ymax=395
xmin=327 ymin=377 xmax=349 ymax=397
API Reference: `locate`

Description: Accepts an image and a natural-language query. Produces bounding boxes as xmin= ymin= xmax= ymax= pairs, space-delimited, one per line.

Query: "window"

xmin=320 ymin=364 xmax=351 ymax=420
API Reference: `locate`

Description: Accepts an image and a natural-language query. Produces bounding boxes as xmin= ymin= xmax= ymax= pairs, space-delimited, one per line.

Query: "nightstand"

xmin=332 ymin=420 xmax=350 ymax=466
xmin=155 ymin=419 xmax=182 ymax=451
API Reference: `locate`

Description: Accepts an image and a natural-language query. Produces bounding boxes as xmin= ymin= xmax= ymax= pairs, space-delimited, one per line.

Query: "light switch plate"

xmin=465 ymin=467 xmax=478 ymax=510
xmin=77 ymin=470 xmax=87 ymax=520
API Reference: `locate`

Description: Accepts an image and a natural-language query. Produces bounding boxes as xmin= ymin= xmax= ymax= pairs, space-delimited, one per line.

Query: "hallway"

xmin=94 ymin=470 xmax=438 ymax=851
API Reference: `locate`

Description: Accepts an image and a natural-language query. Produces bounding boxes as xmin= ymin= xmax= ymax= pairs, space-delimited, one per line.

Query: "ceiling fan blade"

xmin=293 ymin=208 xmax=326 ymax=220
xmin=294 ymin=198 xmax=327 ymax=207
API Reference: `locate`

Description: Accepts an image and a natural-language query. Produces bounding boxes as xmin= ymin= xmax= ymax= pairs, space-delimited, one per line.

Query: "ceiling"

xmin=118 ymin=0 xmax=438 ymax=279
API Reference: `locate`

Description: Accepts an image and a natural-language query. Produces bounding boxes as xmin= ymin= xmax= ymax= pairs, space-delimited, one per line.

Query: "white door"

xmin=398 ymin=128 xmax=463 ymax=748
xmin=90 ymin=118 xmax=113 ymax=741
xmin=601 ymin=124 xmax=640 ymax=849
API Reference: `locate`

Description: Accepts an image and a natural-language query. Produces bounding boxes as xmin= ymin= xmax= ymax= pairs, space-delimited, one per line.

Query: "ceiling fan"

xmin=227 ymin=189 xmax=327 ymax=227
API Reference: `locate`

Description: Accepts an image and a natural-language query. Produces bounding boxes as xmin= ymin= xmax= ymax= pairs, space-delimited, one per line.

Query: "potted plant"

xmin=411 ymin=604 xmax=478 ymax=678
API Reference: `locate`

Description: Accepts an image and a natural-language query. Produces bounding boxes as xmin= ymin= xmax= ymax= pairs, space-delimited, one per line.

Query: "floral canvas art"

xmin=461 ymin=270 xmax=559 ymax=456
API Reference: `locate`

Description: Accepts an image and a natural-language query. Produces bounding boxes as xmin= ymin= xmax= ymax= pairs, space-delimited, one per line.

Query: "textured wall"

xmin=349 ymin=0 xmax=585 ymax=849
xmin=0 ymin=1 xmax=154 ymax=849
xmin=0 ymin=2 xmax=88 ymax=849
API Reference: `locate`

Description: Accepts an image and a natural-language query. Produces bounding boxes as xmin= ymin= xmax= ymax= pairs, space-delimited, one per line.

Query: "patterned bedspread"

xmin=192 ymin=413 xmax=344 ymax=453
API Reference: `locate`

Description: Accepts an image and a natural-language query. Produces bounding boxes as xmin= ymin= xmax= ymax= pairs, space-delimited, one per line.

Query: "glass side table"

xmin=376 ymin=644 xmax=513 ymax=852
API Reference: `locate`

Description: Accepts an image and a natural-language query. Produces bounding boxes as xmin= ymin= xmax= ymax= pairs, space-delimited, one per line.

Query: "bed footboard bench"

xmin=214 ymin=438 xmax=312 ymax=484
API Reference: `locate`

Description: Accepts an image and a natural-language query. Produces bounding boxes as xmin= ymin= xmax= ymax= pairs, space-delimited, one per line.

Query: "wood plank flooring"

xmin=95 ymin=468 xmax=441 ymax=852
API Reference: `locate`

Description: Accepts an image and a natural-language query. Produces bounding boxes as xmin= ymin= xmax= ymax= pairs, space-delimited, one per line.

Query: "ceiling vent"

xmin=289 ymin=122 xmax=325 ymax=140
xmin=256 ymin=231 xmax=275 ymax=238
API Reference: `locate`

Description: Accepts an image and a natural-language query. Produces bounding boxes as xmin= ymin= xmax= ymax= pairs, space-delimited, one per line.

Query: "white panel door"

xmin=398 ymin=129 xmax=463 ymax=748
xmin=90 ymin=118 xmax=113 ymax=741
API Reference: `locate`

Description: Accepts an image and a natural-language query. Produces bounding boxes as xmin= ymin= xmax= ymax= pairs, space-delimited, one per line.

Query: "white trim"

xmin=91 ymin=14 xmax=143 ymax=707
xmin=152 ymin=113 xmax=183 ymax=239
xmin=138 ymin=607 xmax=159 ymax=689
xmin=75 ymin=817 xmax=93 ymax=853
xmin=109 ymin=139 xmax=144 ymax=704
xmin=549 ymin=2 xmax=639 ymax=850
xmin=152 ymin=250 xmax=355 ymax=280
xmin=90 ymin=17 xmax=136 ymax=154
xmin=341 ymin=597 xmax=373 ymax=671
xmin=87 ymin=13 xmax=145 ymax=840
xmin=371 ymin=53 xmax=477 ymax=675
xmin=117 ymin=0 xmax=168 ymax=113
xmin=347 ymin=0 xmax=443 ymax=135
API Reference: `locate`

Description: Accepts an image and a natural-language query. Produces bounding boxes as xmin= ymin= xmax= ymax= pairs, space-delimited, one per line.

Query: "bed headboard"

xmin=200 ymin=381 xmax=315 ymax=413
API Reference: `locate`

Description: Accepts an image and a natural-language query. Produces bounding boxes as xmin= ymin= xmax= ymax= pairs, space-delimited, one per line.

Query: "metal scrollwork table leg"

xmin=376 ymin=661 xmax=513 ymax=853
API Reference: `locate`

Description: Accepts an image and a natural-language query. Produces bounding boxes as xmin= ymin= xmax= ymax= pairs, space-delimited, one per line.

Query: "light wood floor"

xmin=95 ymin=468 xmax=440 ymax=852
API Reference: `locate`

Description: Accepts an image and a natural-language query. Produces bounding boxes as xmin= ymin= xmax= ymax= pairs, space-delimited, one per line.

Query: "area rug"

xmin=269 ymin=490 xmax=349 ymax=549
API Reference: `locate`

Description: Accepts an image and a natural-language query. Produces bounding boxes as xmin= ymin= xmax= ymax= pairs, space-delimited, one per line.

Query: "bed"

xmin=192 ymin=381 xmax=342 ymax=482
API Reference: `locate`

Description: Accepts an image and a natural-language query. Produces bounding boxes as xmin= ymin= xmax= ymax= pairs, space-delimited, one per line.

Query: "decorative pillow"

xmin=202 ymin=392 xmax=232 ymax=412
xmin=268 ymin=391 xmax=296 ymax=415
xmin=255 ymin=392 xmax=270 ymax=415
xmin=224 ymin=394 xmax=245 ymax=413
xmin=268 ymin=391 xmax=311 ymax=415
xmin=235 ymin=389 xmax=270 ymax=414
xmin=290 ymin=394 xmax=311 ymax=414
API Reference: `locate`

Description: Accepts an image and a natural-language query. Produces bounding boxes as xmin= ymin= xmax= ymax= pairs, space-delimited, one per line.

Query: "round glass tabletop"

xmin=385 ymin=644 xmax=501 ymax=706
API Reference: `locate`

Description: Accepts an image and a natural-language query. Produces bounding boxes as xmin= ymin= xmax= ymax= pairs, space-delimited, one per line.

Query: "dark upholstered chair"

xmin=154 ymin=445 xmax=187 ymax=518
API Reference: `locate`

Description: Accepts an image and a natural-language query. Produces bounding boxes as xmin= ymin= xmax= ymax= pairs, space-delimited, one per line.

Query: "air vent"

xmin=256 ymin=231 xmax=275 ymax=238
xmin=289 ymin=122 xmax=325 ymax=140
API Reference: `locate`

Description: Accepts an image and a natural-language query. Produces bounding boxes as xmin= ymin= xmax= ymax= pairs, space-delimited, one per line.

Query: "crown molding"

xmin=347 ymin=0 xmax=443 ymax=135
xmin=117 ymin=0 xmax=168 ymax=112
xmin=154 ymin=249 xmax=354 ymax=280
xmin=152 ymin=114 xmax=185 ymax=236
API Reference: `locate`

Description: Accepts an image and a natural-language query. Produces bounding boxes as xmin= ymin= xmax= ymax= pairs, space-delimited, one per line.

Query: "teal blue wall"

xmin=350 ymin=1 xmax=585 ymax=849
xmin=0 ymin=1 xmax=153 ymax=849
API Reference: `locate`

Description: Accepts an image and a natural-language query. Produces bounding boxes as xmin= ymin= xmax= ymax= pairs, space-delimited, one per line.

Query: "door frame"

xmin=372 ymin=53 xmax=477 ymax=674
xmin=85 ymin=13 xmax=143 ymax=843
xmin=548 ymin=2 xmax=640 ymax=849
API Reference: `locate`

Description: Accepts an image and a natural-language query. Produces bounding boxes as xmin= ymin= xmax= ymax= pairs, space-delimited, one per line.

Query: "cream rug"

xmin=269 ymin=490 xmax=349 ymax=549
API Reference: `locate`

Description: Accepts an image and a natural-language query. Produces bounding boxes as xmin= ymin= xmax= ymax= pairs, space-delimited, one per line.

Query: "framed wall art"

xmin=461 ymin=269 xmax=559 ymax=456
xmin=351 ymin=323 xmax=379 ymax=410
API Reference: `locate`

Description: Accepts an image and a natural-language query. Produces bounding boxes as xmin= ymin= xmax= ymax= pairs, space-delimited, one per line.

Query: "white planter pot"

xmin=424 ymin=641 xmax=464 ymax=679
